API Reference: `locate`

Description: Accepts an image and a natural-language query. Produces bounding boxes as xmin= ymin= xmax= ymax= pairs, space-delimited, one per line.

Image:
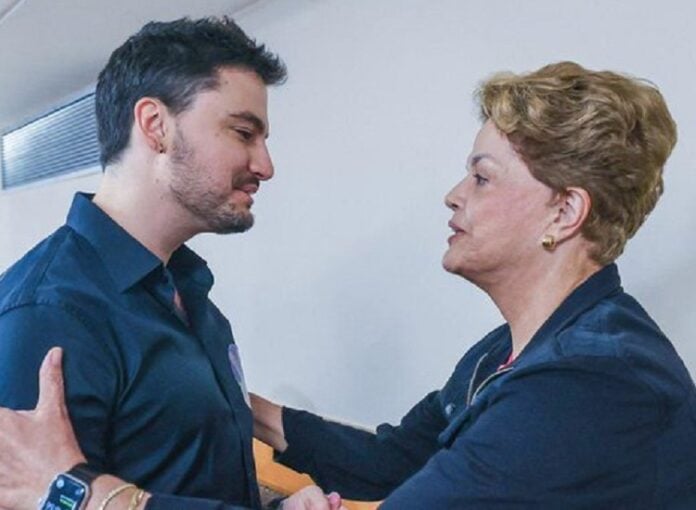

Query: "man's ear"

xmin=132 ymin=97 xmax=170 ymax=154
xmin=548 ymin=187 xmax=592 ymax=243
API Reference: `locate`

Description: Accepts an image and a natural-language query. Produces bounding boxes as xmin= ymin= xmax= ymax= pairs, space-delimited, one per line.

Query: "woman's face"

xmin=443 ymin=120 xmax=558 ymax=284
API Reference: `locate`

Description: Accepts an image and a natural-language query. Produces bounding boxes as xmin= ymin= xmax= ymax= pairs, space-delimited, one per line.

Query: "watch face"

xmin=41 ymin=474 xmax=88 ymax=510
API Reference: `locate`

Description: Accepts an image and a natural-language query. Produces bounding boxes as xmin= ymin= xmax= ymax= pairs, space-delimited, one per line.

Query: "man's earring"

xmin=541 ymin=234 xmax=557 ymax=251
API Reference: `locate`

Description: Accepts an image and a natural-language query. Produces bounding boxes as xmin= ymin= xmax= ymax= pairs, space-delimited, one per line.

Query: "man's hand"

xmin=0 ymin=347 xmax=86 ymax=510
xmin=283 ymin=486 xmax=346 ymax=510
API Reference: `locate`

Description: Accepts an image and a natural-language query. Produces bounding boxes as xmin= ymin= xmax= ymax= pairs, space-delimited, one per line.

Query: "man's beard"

xmin=168 ymin=127 xmax=255 ymax=234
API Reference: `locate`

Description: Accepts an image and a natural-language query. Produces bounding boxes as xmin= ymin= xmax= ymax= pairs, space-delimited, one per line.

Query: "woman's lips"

xmin=447 ymin=220 xmax=466 ymax=245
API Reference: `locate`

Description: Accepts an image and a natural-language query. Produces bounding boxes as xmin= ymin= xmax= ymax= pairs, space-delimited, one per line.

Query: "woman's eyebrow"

xmin=467 ymin=153 xmax=496 ymax=168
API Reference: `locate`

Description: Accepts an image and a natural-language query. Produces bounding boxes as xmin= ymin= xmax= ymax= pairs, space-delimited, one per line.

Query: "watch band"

xmin=67 ymin=462 xmax=101 ymax=486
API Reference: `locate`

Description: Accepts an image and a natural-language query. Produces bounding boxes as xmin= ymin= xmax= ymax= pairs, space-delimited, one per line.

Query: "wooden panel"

xmin=254 ymin=440 xmax=380 ymax=510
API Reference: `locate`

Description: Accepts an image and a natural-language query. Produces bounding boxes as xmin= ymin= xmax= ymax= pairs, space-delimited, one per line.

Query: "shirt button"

xmin=445 ymin=403 xmax=455 ymax=416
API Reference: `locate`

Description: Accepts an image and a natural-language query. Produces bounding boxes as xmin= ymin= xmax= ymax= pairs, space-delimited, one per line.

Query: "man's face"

xmin=167 ymin=67 xmax=273 ymax=234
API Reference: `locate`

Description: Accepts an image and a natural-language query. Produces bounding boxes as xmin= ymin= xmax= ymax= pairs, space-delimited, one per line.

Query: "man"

xmin=0 ymin=17 xmax=340 ymax=510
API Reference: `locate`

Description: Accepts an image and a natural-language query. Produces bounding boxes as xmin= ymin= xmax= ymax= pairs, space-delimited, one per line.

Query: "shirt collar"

xmin=514 ymin=263 xmax=622 ymax=367
xmin=66 ymin=192 xmax=212 ymax=293
xmin=169 ymin=243 xmax=215 ymax=292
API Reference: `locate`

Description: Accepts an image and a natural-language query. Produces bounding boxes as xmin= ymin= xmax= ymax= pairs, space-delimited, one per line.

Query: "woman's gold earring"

xmin=541 ymin=234 xmax=556 ymax=251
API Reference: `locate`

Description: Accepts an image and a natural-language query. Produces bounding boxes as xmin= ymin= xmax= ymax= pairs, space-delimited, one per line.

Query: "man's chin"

xmin=210 ymin=213 xmax=255 ymax=235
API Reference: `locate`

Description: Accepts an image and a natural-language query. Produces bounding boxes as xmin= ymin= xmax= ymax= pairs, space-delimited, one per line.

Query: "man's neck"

xmin=92 ymin=166 xmax=198 ymax=264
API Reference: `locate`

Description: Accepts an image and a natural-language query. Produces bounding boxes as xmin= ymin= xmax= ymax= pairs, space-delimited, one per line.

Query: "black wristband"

xmin=67 ymin=462 xmax=101 ymax=486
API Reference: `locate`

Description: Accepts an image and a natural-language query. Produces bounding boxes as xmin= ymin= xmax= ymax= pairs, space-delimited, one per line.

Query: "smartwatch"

xmin=40 ymin=463 xmax=100 ymax=510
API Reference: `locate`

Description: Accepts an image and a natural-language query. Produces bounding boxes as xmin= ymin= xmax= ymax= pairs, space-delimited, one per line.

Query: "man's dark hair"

xmin=95 ymin=16 xmax=286 ymax=168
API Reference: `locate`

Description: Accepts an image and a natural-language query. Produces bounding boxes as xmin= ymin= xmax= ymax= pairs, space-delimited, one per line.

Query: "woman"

xmin=252 ymin=61 xmax=696 ymax=509
xmin=1 ymin=62 xmax=694 ymax=509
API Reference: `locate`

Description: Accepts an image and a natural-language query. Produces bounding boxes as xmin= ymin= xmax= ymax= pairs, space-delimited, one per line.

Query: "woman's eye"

xmin=473 ymin=173 xmax=489 ymax=185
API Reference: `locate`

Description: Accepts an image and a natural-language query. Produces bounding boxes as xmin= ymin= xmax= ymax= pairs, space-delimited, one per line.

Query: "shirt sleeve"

xmin=145 ymin=494 xmax=252 ymax=510
xmin=276 ymin=390 xmax=448 ymax=501
xmin=0 ymin=302 xmax=118 ymax=469
xmin=379 ymin=358 xmax=664 ymax=509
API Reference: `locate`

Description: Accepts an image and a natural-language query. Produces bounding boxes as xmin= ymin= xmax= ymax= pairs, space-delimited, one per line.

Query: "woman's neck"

xmin=484 ymin=250 xmax=602 ymax=358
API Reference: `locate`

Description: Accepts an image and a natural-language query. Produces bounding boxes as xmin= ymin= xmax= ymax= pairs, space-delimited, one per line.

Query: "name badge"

xmin=227 ymin=343 xmax=250 ymax=407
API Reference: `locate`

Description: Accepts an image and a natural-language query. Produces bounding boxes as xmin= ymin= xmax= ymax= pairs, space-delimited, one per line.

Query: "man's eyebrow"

xmin=228 ymin=111 xmax=269 ymax=137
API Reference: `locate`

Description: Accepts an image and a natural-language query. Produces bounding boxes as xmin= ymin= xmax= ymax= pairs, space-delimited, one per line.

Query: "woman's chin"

xmin=442 ymin=254 xmax=467 ymax=278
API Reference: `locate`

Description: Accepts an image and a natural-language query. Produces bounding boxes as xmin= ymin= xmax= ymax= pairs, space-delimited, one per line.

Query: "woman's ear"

xmin=548 ymin=187 xmax=592 ymax=244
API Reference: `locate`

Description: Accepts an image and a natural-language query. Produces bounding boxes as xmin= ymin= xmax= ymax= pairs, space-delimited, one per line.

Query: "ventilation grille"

xmin=1 ymin=93 xmax=100 ymax=189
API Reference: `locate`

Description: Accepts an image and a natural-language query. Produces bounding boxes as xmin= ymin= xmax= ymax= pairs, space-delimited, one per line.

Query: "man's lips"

xmin=234 ymin=181 xmax=260 ymax=205
xmin=238 ymin=183 xmax=259 ymax=195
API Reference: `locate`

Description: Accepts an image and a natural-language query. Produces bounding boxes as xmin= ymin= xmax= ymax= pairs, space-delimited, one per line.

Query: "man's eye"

xmin=234 ymin=129 xmax=253 ymax=141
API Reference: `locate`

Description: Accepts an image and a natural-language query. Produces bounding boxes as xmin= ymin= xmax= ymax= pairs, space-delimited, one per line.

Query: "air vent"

xmin=1 ymin=93 xmax=100 ymax=189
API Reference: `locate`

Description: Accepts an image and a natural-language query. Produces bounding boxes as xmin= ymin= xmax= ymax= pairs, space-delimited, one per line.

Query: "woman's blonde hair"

xmin=477 ymin=61 xmax=677 ymax=265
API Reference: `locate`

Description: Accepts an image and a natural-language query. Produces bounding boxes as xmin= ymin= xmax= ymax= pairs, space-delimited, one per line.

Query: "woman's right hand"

xmin=0 ymin=347 xmax=87 ymax=510
xmin=283 ymin=486 xmax=346 ymax=510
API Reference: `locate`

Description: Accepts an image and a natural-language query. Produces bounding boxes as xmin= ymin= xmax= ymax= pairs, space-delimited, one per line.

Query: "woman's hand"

xmin=0 ymin=347 xmax=86 ymax=510
xmin=283 ymin=486 xmax=346 ymax=510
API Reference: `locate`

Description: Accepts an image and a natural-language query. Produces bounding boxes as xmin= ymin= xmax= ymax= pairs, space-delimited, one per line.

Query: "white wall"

xmin=1 ymin=0 xmax=695 ymax=428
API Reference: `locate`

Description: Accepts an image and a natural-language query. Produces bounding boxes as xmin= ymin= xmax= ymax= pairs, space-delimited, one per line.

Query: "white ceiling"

xmin=0 ymin=0 xmax=261 ymax=132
